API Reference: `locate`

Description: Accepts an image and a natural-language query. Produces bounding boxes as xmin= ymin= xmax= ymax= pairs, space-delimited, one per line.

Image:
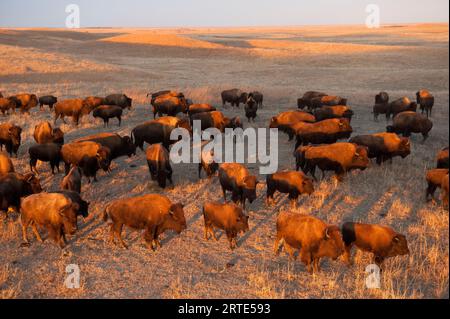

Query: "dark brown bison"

xmin=349 ymin=132 xmax=410 ymax=165
xmin=20 ymin=193 xmax=79 ymax=248
xmin=102 ymin=194 xmax=186 ymax=250
xmin=373 ymin=103 xmax=389 ymax=121
xmin=274 ymin=212 xmax=344 ymax=274
xmin=314 ymin=105 xmax=353 ymax=122
xmin=219 ymin=163 xmax=258 ymax=209
xmin=266 ymin=171 xmax=314 ymax=208
xmin=342 ymin=222 xmax=409 ymax=268
xmin=53 ymin=190 xmax=89 ymax=218
xmin=0 ymin=152 xmax=14 ymax=175
xmin=375 ymin=92 xmax=389 ymax=104
xmin=75 ymin=132 xmax=136 ymax=160
xmin=293 ymin=118 xmax=353 ymax=149
xmin=0 ymin=172 xmax=42 ymax=213
xmin=425 ymin=169 xmax=449 ymax=202
xmin=54 ymin=99 xmax=91 ymax=126
xmin=28 ymin=143 xmax=62 ymax=174
xmin=188 ymin=103 xmax=216 ymax=116
xmin=295 ymin=143 xmax=369 ymax=181
xmin=0 ymin=97 xmax=17 ymax=115
xmin=38 ymin=95 xmax=57 ymax=110
xmin=202 ymin=201 xmax=249 ymax=250
xmin=311 ymin=95 xmax=347 ymax=109
xmin=198 ymin=142 xmax=218 ymax=178
xmin=269 ymin=111 xmax=316 ymax=140
xmin=244 ymin=94 xmax=258 ymax=122
xmin=387 ymin=97 xmax=417 ymax=120
xmin=84 ymin=96 xmax=105 ymax=110
xmin=14 ymin=93 xmax=38 ymax=113
xmin=151 ymin=94 xmax=188 ymax=118
xmin=297 ymin=91 xmax=327 ymax=110
xmin=387 ymin=111 xmax=433 ymax=141
xmin=436 ymin=147 xmax=449 ymax=169
xmin=104 ymin=94 xmax=132 ymax=110
xmin=33 ymin=122 xmax=64 ymax=145
xmin=146 ymin=143 xmax=173 ymax=188
xmin=93 ymin=105 xmax=123 ymax=127
xmin=250 ymin=91 xmax=263 ymax=107
xmin=60 ymin=165 xmax=82 ymax=194
xmin=0 ymin=123 xmax=22 ymax=157
xmin=416 ymin=89 xmax=434 ymax=118
xmin=61 ymin=141 xmax=111 ymax=182
xmin=221 ymin=89 xmax=248 ymax=107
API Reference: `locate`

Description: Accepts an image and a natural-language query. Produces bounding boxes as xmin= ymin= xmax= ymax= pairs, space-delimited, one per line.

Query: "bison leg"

xmin=426 ymin=182 xmax=438 ymax=201
xmin=343 ymin=244 xmax=353 ymax=266
xmin=20 ymin=217 xmax=30 ymax=245
xmin=221 ymin=185 xmax=227 ymax=201
xmin=299 ymin=249 xmax=313 ymax=274
xmin=109 ymin=223 xmax=116 ymax=245
xmin=313 ymin=258 xmax=321 ymax=273
xmin=114 ymin=223 xmax=127 ymax=249
xmin=198 ymin=163 xmax=203 ymax=178
xmin=273 ymin=236 xmax=283 ymax=255
xmin=29 ymin=158 xmax=38 ymax=174
xmin=226 ymin=231 xmax=236 ymax=250
xmin=290 ymin=197 xmax=297 ymax=209
xmin=103 ymin=119 xmax=107 ymax=128
xmin=31 ymin=222 xmax=43 ymax=242
xmin=266 ymin=187 xmax=275 ymax=206
xmin=373 ymin=255 xmax=385 ymax=269
xmin=284 ymin=243 xmax=296 ymax=261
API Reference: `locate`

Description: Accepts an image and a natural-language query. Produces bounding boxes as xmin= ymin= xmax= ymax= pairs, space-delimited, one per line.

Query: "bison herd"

xmin=0 ymin=87 xmax=448 ymax=275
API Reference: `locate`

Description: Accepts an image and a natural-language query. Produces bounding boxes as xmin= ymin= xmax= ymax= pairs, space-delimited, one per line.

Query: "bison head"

xmin=125 ymin=96 xmax=132 ymax=109
xmin=166 ymin=203 xmax=187 ymax=234
xmin=22 ymin=172 xmax=43 ymax=195
xmin=337 ymin=118 xmax=353 ymax=138
xmin=52 ymin=128 xmax=65 ymax=145
xmin=299 ymin=177 xmax=314 ymax=195
xmin=398 ymin=138 xmax=411 ymax=158
xmin=122 ymin=136 xmax=137 ymax=157
xmin=96 ymin=146 xmax=112 ymax=172
xmin=239 ymin=92 xmax=248 ymax=103
xmin=352 ymin=146 xmax=369 ymax=171
xmin=8 ymin=125 xmax=22 ymax=151
xmin=236 ymin=214 xmax=250 ymax=234
xmin=269 ymin=117 xmax=279 ymax=128
xmin=30 ymin=94 xmax=38 ymax=108
xmin=387 ymin=234 xmax=410 ymax=257
xmin=319 ymin=225 xmax=345 ymax=260
xmin=242 ymin=175 xmax=258 ymax=204
xmin=59 ymin=202 xmax=80 ymax=235
xmin=297 ymin=98 xmax=307 ymax=109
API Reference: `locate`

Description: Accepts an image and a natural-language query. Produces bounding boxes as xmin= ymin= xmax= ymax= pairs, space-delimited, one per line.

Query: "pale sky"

xmin=0 ymin=0 xmax=448 ymax=28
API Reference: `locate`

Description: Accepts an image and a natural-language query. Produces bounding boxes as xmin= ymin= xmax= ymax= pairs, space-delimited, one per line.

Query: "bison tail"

xmin=102 ymin=206 xmax=110 ymax=222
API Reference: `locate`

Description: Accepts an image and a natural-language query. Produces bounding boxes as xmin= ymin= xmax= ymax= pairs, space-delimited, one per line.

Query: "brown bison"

xmin=297 ymin=91 xmax=327 ymax=110
xmin=190 ymin=111 xmax=230 ymax=132
xmin=266 ymin=171 xmax=314 ymax=208
xmin=387 ymin=111 xmax=433 ymax=141
xmin=198 ymin=142 xmax=218 ymax=178
xmin=0 ymin=172 xmax=42 ymax=213
xmin=187 ymin=103 xmax=216 ymax=116
xmin=416 ymin=89 xmax=434 ymax=118
xmin=0 ymin=123 xmax=22 ymax=157
xmin=314 ymin=105 xmax=354 ymax=122
xmin=342 ymin=222 xmax=409 ymax=268
xmin=54 ymin=99 xmax=91 ymax=126
xmin=244 ymin=94 xmax=258 ymax=122
xmin=0 ymin=97 xmax=17 ymax=115
xmin=33 ymin=122 xmax=64 ymax=145
xmin=425 ymin=169 xmax=449 ymax=202
xmin=75 ymin=133 xmax=136 ymax=160
xmin=151 ymin=94 xmax=188 ymax=118
xmin=146 ymin=144 xmax=173 ymax=188
xmin=274 ymin=212 xmax=344 ymax=273
xmin=349 ymin=132 xmax=410 ymax=165
xmin=60 ymin=165 xmax=82 ymax=194
xmin=61 ymin=141 xmax=111 ymax=182
xmin=103 ymin=194 xmax=186 ymax=250
xmin=250 ymin=91 xmax=263 ymax=107
xmin=38 ymin=95 xmax=58 ymax=110
xmin=93 ymin=105 xmax=123 ymax=127
xmin=0 ymin=152 xmax=14 ymax=175
xmin=436 ymin=147 xmax=449 ymax=169
xmin=375 ymin=92 xmax=389 ymax=104
xmin=386 ymin=97 xmax=417 ymax=120
xmin=202 ymin=201 xmax=249 ymax=250
xmin=219 ymin=163 xmax=258 ymax=209
xmin=269 ymin=111 xmax=316 ymax=140
xmin=311 ymin=95 xmax=347 ymax=109
xmin=14 ymin=93 xmax=38 ymax=113
xmin=373 ymin=103 xmax=389 ymax=121
xmin=221 ymin=89 xmax=248 ymax=107
xmin=293 ymin=118 xmax=353 ymax=149
xmin=28 ymin=143 xmax=62 ymax=174
xmin=295 ymin=143 xmax=369 ymax=181
xmin=442 ymin=173 xmax=449 ymax=210
xmin=104 ymin=94 xmax=132 ymax=110
xmin=20 ymin=192 xmax=79 ymax=248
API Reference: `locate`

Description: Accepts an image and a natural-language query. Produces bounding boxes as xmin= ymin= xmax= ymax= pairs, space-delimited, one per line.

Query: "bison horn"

xmin=325 ymin=227 xmax=330 ymax=239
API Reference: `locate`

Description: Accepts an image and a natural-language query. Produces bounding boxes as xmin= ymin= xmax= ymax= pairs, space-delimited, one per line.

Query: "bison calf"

xmin=93 ymin=105 xmax=123 ymax=127
xmin=266 ymin=171 xmax=314 ymax=208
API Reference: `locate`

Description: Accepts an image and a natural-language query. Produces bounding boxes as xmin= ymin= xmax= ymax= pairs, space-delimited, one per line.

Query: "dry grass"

xmin=0 ymin=24 xmax=448 ymax=299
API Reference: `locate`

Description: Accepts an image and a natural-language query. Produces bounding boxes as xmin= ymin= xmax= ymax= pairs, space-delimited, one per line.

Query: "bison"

xmin=0 ymin=152 xmax=14 ymax=175
xmin=0 ymin=97 xmax=17 ymax=115
xmin=54 ymin=99 xmax=91 ymax=126
xmin=274 ymin=212 xmax=345 ymax=273
xmin=103 ymin=194 xmax=186 ymax=250
xmin=202 ymin=201 xmax=249 ymax=250
xmin=33 ymin=122 xmax=64 ymax=145
xmin=314 ymin=105 xmax=354 ymax=122
xmin=386 ymin=111 xmax=433 ymax=141
xmin=188 ymin=103 xmax=216 ymax=117
xmin=14 ymin=93 xmax=38 ymax=113
xmin=219 ymin=163 xmax=258 ymax=209
xmin=93 ymin=105 xmax=123 ymax=127
xmin=198 ymin=142 xmax=218 ymax=179
xmin=266 ymin=171 xmax=314 ymax=208
xmin=38 ymin=95 xmax=57 ymax=110
xmin=75 ymin=133 xmax=136 ymax=160
xmin=60 ymin=165 xmax=82 ymax=194
xmin=373 ymin=103 xmax=389 ymax=121
xmin=386 ymin=97 xmax=417 ymax=120
xmin=221 ymin=89 xmax=248 ymax=107
xmin=28 ymin=143 xmax=62 ymax=174
xmin=349 ymin=132 xmax=410 ymax=165
xmin=146 ymin=143 xmax=173 ymax=188
xmin=104 ymin=94 xmax=132 ymax=110
xmin=0 ymin=123 xmax=22 ymax=157
xmin=342 ymin=222 xmax=409 ymax=268
xmin=297 ymin=91 xmax=327 ymax=110
xmin=244 ymin=94 xmax=258 ymax=122
xmin=425 ymin=168 xmax=449 ymax=203
xmin=151 ymin=94 xmax=188 ymax=118
xmin=190 ymin=111 xmax=230 ymax=132
xmin=269 ymin=111 xmax=316 ymax=140
xmin=295 ymin=142 xmax=369 ymax=181
xmin=293 ymin=118 xmax=353 ymax=149
xmin=0 ymin=172 xmax=42 ymax=214
xmin=20 ymin=192 xmax=79 ymax=248
xmin=416 ymin=89 xmax=434 ymax=118
xmin=436 ymin=147 xmax=449 ymax=169
xmin=375 ymin=92 xmax=389 ymax=105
